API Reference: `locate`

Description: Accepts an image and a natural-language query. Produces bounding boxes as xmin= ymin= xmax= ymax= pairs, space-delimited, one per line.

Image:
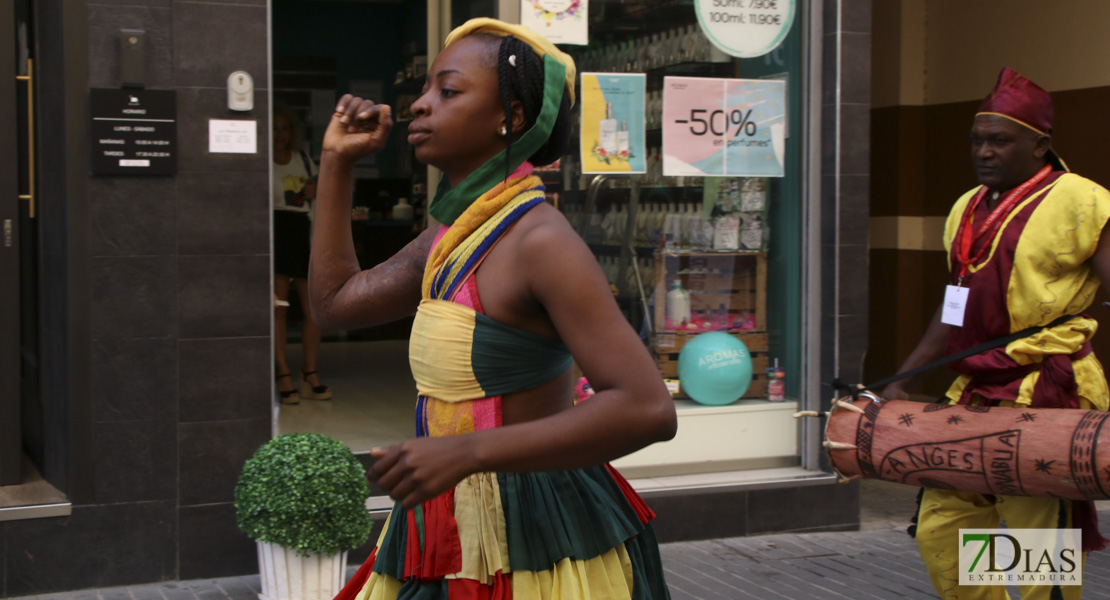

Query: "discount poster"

xmin=662 ymin=76 xmax=785 ymax=177
xmin=521 ymin=0 xmax=588 ymax=46
xmin=580 ymin=72 xmax=646 ymax=174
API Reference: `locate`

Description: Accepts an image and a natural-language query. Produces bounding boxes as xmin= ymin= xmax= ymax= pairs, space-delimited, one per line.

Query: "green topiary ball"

xmin=234 ymin=433 xmax=374 ymax=557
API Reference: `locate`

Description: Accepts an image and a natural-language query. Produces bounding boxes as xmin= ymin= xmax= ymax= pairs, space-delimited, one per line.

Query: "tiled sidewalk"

xmin=14 ymin=525 xmax=1110 ymax=600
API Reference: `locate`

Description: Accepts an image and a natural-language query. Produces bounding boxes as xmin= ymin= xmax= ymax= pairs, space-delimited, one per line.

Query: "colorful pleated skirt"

xmin=335 ymin=462 xmax=670 ymax=600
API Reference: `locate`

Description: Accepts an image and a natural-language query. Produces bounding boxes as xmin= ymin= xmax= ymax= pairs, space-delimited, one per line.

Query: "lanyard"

xmin=955 ymin=165 xmax=1052 ymax=280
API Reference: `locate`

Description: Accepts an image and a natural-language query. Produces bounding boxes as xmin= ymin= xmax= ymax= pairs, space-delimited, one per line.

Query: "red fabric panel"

xmin=446 ymin=572 xmax=513 ymax=600
xmin=404 ymin=509 xmax=423 ymax=579
xmin=1073 ymin=500 xmax=1109 ymax=553
xmin=605 ymin=463 xmax=656 ymax=524
xmin=332 ymin=547 xmax=377 ymax=600
xmin=418 ymin=489 xmax=463 ymax=580
xmin=1030 ymin=346 xmax=1089 ymax=409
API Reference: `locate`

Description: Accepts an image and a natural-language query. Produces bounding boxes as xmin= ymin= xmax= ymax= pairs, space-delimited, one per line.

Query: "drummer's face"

xmin=970 ymin=115 xmax=1049 ymax=192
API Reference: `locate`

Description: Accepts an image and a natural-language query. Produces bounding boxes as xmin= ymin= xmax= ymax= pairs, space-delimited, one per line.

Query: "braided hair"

xmin=494 ymin=35 xmax=572 ymax=179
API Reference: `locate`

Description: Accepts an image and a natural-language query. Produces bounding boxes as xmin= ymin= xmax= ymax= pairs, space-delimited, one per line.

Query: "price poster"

xmin=521 ymin=0 xmax=588 ymax=46
xmin=662 ymin=76 xmax=785 ymax=178
xmin=580 ymin=72 xmax=646 ymax=174
xmin=695 ymin=0 xmax=795 ymax=58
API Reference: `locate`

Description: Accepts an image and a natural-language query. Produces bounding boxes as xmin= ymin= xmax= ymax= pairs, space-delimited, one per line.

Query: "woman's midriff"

xmin=500 ymin=368 xmax=575 ymax=425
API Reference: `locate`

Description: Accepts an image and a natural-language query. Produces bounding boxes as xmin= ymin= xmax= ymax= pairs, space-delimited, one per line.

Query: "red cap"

xmin=976 ymin=67 xmax=1054 ymax=136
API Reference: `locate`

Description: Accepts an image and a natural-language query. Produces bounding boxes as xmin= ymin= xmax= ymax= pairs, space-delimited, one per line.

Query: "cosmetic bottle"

xmin=767 ymin=359 xmax=786 ymax=402
xmin=617 ymin=120 xmax=630 ymax=156
xmin=599 ymin=103 xmax=618 ymax=154
xmin=391 ymin=197 xmax=413 ymax=221
xmin=665 ymin=280 xmax=691 ymax=329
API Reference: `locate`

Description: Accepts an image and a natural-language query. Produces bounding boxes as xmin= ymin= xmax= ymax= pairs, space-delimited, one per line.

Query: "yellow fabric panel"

xmin=374 ymin=511 xmax=393 ymax=548
xmin=353 ymin=572 xmax=403 ymax=600
xmin=942 ymin=187 xmax=977 ymax=256
xmin=1005 ymin=317 xmax=1098 ymax=366
xmin=422 ymin=176 xmax=544 ymax=300
xmin=451 ymin=473 xmax=510 ymax=583
xmin=946 ymin=369 xmax=1108 ymax=411
xmin=1074 ymin=354 xmax=1109 ymax=411
xmin=1007 ymin=175 xmax=1110 ymax=330
xmin=511 ymin=545 xmax=635 ymax=600
xmin=425 ymin=399 xmax=477 ymax=437
xmin=409 ymin=299 xmax=485 ymax=402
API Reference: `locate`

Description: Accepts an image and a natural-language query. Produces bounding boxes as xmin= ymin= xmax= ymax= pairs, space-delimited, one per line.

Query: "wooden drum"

xmin=817 ymin=394 xmax=1110 ymax=500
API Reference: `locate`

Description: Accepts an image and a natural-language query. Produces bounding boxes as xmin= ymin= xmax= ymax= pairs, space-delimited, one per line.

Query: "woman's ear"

xmin=510 ymin=100 xmax=525 ymax=134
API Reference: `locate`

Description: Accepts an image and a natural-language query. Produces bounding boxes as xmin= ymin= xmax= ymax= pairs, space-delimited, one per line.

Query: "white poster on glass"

xmin=521 ymin=0 xmax=588 ymax=46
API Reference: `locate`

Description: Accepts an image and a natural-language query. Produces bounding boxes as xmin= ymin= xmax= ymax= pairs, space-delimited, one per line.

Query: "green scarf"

xmin=428 ymin=55 xmax=566 ymax=225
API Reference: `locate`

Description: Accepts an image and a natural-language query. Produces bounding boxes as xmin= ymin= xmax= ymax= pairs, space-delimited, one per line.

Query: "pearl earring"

xmin=499 ymin=125 xmax=507 ymax=136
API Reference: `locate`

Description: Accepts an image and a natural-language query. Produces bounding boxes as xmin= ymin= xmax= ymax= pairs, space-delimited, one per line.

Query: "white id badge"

xmin=942 ymin=285 xmax=970 ymax=327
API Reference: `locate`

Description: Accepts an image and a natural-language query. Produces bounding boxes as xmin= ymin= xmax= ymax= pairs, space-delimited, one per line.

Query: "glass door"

xmin=0 ymin=0 xmax=37 ymax=486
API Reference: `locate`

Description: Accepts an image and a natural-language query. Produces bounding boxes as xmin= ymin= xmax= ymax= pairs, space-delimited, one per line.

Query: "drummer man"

xmin=882 ymin=67 xmax=1110 ymax=599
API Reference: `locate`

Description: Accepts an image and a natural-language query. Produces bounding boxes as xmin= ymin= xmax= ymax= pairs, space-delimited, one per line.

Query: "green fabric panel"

xmin=498 ymin=466 xmax=645 ymax=571
xmin=413 ymin=504 xmax=425 ymax=554
xmin=396 ymin=579 xmax=448 ymax=600
xmin=429 ymin=56 xmax=566 ymax=225
xmin=625 ymin=525 xmax=672 ymax=600
xmin=471 ymin=311 xmax=573 ymax=397
xmin=371 ymin=501 xmax=408 ymax=580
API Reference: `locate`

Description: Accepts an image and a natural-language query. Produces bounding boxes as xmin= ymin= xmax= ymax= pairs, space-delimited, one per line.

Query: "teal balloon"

xmin=677 ymin=332 xmax=753 ymax=406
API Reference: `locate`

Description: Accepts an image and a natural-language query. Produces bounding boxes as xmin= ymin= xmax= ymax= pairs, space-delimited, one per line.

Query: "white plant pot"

xmin=256 ymin=541 xmax=348 ymax=600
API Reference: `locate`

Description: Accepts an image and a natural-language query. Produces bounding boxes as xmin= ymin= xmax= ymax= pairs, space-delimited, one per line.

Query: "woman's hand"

xmin=368 ymin=436 xmax=476 ymax=509
xmin=323 ymin=94 xmax=393 ymax=163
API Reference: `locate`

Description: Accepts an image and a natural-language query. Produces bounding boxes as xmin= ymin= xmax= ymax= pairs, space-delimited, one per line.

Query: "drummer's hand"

xmin=323 ymin=94 xmax=393 ymax=162
xmin=880 ymin=382 xmax=909 ymax=401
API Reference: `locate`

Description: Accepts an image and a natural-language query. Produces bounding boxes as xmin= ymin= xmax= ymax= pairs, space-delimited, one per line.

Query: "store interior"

xmin=271 ymin=0 xmax=432 ymax=451
xmin=272 ymin=0 xmax=807 ymax=475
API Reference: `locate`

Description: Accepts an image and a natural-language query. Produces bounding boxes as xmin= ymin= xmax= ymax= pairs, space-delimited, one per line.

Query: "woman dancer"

xmin=310 ymin=18 xmax=676 ymax=598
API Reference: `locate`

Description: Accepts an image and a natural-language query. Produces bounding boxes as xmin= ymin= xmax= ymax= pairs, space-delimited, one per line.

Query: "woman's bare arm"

xmin=308 ymin=95 xmax=437 ymax=330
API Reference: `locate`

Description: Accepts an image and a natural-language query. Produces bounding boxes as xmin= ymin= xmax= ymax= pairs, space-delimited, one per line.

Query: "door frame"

xmin=0 ymin=0 xmax=23 ymax=486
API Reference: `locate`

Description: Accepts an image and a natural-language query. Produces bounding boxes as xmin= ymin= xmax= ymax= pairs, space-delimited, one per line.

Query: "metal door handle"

xmin=15 ymin=58 xmax=34 ymax=219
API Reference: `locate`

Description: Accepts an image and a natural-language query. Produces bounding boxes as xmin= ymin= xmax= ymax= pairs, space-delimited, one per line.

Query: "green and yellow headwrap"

xmin=429 ymin=18 xmax=577 ymax=225
xmin=443 ymin=17 xmax=576 ymax=107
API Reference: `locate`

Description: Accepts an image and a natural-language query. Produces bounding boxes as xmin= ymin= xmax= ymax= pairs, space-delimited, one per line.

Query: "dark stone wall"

xmin=2 ymin=0 xmax=272 ymax=594
xmin=821 ymin=0 xmax=871 ymax=404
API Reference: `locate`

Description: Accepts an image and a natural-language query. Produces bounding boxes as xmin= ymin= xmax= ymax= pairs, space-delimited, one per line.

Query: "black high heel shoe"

xmin=300 ymin=369 xmax=332 ymax=401
xmin=276 ymin=372 xmax=300 ymax=405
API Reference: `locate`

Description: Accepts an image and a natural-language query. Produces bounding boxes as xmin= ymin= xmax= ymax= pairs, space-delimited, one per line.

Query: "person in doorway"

xmin=310 ymin=18 xmax=676 ymax=599
xmin=882 ymin=67 xmax=1110 ymax=599
xmin=272 ymin=104 xmax=331 ymax=404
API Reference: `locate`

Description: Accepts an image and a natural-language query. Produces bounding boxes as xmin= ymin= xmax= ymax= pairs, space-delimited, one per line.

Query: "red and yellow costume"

xmin=915 ymin=68 xmax=1110 ymax=600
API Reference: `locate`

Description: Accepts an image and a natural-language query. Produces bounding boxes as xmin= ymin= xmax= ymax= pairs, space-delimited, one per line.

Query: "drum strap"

xmin=835 ymin=312 xmax=1083 ymax=400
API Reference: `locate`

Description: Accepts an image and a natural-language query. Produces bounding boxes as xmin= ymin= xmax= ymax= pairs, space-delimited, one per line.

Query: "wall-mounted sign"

xmin=90 ymin=89 xmax=176 ymax=175
xmin=521 ymin=0 xmax=588 ymax=45
xmin=580 ymin=72 xmax=646 ymax=174
xmin=208 ymin=119 xmax=257 ymax=154
xmin=695 ymin=0 xmax=795 ymax=58
xmin=662 ymin=76 xmax=785 ymax=178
